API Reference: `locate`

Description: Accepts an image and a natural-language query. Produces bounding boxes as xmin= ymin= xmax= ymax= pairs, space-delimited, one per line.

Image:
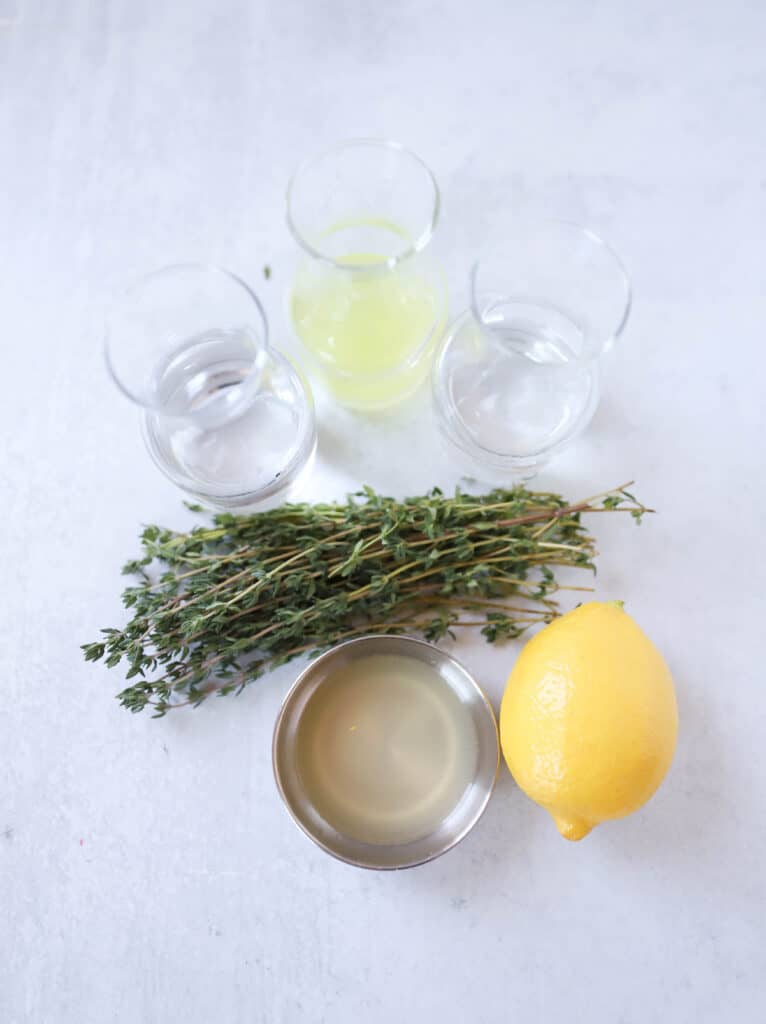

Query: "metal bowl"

xmin=272 ymin=634 xmax=500 ymax=870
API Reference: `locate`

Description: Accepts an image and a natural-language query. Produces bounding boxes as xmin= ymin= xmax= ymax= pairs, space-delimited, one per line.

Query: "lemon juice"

xmin=290 ymin=222 xmax=445 ymax=409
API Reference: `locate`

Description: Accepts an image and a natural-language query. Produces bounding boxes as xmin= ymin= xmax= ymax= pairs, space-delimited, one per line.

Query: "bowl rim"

xmin=272 ymin=633 xmax=500 ymax=870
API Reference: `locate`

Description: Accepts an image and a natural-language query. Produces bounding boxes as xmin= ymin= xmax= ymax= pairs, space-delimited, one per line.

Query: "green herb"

xmin=83 ymin=483 xmax=649 ymax=717
xmin=263 ymin=264 xmax=271 ymax=280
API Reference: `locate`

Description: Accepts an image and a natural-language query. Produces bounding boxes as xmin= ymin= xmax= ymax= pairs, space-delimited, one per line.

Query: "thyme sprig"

xmin=83 ymin=482 xmax=649 ymax=716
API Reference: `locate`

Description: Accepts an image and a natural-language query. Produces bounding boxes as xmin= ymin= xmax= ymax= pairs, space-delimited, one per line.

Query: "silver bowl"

xmin=272 ymin=634 xmax=500 ymax=870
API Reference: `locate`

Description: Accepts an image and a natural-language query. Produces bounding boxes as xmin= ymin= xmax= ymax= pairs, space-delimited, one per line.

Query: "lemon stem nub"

xmin=552 ymin=814 xmax=593 ymax=841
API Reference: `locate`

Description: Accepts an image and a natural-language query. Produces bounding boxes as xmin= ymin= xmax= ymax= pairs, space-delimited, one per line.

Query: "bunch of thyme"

xmin=83 ymin=483 xmax=648 ymax=716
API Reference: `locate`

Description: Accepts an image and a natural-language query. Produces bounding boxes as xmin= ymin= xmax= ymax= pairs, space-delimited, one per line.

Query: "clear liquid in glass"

xmin=145 ymin=329 xmax=304 ymax=491
xmin=449 ymin=304 xmax=597 ymax=456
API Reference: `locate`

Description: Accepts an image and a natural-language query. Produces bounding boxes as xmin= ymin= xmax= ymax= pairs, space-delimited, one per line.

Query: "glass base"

xmin=143 ymin=348 xmax=316 ymax=511
xmin=432 ymin=310 xmax=599 ymax=481
xmin=289 ymin=255 xmax=448 ymax=412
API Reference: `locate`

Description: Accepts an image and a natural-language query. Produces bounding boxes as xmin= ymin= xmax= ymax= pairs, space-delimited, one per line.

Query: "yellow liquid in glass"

xmin=290 ymin=229 xmax=445 ymax=409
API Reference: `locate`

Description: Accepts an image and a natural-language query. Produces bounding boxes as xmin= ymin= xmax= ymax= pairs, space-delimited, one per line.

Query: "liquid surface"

xmin=296 ymin=654 xmax=479 ymax=846
xmin=447 ymin=308 xmax=596 ymax=455
xmin=152 ymin=328 xmax=264 ymax=424
xmin=290 ymin=223 xmax=444 ymax=408
xmin=147 ymin=329 xmax=306 ymax=489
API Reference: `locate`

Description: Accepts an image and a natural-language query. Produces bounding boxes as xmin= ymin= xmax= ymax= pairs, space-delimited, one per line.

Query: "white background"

xmin=1 ymin=2 xmax=765 ymax=1021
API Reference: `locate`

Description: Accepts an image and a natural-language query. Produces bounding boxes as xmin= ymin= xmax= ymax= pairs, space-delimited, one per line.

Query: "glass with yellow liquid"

xmin=287 ymin=140 xmax=447 ymax=410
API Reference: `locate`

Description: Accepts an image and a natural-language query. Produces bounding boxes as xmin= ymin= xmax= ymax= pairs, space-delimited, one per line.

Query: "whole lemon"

xmin=500 ymin=601 xmax=677 ymax=840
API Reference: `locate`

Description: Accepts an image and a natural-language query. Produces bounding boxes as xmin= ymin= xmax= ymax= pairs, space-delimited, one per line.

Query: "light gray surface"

xmin=1 ymin=3 xmax=765 ymax=1022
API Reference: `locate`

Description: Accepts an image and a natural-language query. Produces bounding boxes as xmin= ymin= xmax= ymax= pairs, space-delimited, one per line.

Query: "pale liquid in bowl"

xmin=295 ymin=654 xmax=479 ymax=846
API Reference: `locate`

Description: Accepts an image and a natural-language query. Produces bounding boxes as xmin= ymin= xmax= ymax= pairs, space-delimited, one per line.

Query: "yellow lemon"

xmin=499 ymin=601 xmax=677 ymax=840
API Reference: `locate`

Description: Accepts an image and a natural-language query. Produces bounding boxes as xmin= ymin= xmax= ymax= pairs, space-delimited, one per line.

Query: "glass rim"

xmin=469 ymin=218 xmax=633 ymax=350
xmin=285 ymin=138 xmax=441 ymax=272
xmin=104 ymin=262 xmax=270 ymax=413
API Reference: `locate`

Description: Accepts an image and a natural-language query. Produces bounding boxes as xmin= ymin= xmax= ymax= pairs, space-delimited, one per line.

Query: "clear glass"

xmin=287 ymin=139 xmax=447 ymax=411
xmin=432 ymin=220 xmax=631 ymax=478
xmin=105 ymin=264 xmax=316 ymax=509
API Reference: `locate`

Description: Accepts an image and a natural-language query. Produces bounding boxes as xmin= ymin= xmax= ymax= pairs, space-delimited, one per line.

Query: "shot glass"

xmin=105 ymin=263 xmax=316 ymax=509
xmin=287 ymin=139 xmax=447 ymax=411
xmin=432 ymin=220 xmax=631 ymax=479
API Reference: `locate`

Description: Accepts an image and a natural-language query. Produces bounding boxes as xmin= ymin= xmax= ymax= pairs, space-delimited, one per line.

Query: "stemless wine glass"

xmin=105 ymin=264 xmax=316 ymax=509
xmin=286 ymin=139 xmax=447 ymax=411
xmin=432 ymin=220 xmax=631 ymax=479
